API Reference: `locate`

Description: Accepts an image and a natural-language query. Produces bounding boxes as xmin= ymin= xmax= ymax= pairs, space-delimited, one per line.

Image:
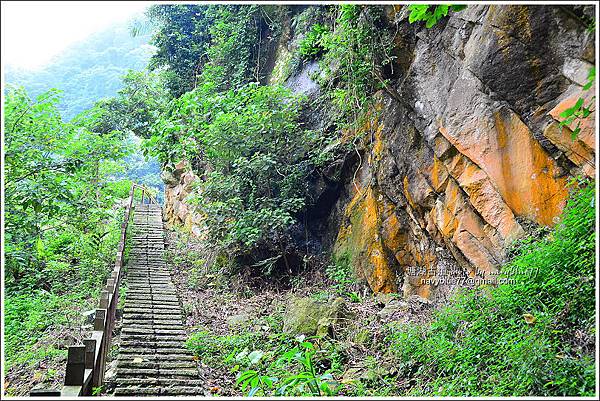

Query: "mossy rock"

xmin=283 ymin=296 xmax=349 ymax=336
xmin=227 ymin=312 xmax=252 ymax=329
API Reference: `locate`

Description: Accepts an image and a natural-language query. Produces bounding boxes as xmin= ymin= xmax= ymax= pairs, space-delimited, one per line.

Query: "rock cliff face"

xmin=164 ymin=5 xmax=596 ymax=300
xmin=163 ymin=160 xmax=204 ymax=236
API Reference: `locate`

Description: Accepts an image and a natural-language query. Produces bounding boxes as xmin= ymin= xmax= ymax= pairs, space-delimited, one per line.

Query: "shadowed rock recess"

xmin=114 ymin=204 xmax=201 ymax=396
xmin=163 ymin=5 xmax=595 ymax=302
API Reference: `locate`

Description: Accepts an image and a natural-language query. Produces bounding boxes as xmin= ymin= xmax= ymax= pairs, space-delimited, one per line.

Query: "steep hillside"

xmin=162 ymin=4 xmax=595 ymax=300
xmin=150 ymin=7 xmax=595 ymax=394
xmin=3 ymin=3 xmax=595 ymax=397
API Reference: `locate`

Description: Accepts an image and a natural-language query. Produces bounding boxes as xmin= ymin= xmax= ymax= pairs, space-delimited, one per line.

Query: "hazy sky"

xmin=2 ymin=1 xmax=149 ymax=70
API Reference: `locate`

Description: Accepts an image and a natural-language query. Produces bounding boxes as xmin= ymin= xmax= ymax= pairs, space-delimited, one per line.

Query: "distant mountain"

xmin=5 ymin=19 xmax=155 ymax=120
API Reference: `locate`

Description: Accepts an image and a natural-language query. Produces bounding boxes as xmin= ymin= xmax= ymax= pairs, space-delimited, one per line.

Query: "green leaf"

xmin=248 ymin=350 xmax=264 ymax=365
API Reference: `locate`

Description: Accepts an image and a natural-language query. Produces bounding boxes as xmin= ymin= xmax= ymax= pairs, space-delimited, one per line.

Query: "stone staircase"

xmin=113 ymin=204 xmax=203 ymax=396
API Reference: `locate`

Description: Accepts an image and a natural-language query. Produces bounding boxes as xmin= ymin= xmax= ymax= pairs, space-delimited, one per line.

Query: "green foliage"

xmin=238 ymin=339 xmax=340 ymax=396
xmin=146 ymin=4 xmax=213 ymax=96
xmin=318 ymin=5 xmax=380 ymax=124
xmin=559 ymin=67 xmax=595 ymax=139
xmin=204 ymin=5 xmax=267 ymax=89
xmin=326 ymin=252 xmax=360 ymax=302
xmin=587 ymin=18 xmax=595 ymax=32
xmin=4 ymin=87 xmax=133 ymax=371
xmin=145 ymin=81 xmax=316 ymax=262
xmin=113 ymin=70 xmax=172 ymax=138
xmin=298 ymin=23 xmax=330 ymax=60
xmin=5 ymin=21 xmax=152 ymax=120
xmin=187 ymin=325 xmax=342 ymax=396
xmin=408 ymin=5 xmax=467 ymax=28
xmin=147 ymin=4 xmax=281 ymax=96
xmin=186 ymin=329 xmax=261 ymax=365
xmin=385 ymin=181 xmax=596 ymax=396
xmin=304 ymin=5 xmax=396 ymax=130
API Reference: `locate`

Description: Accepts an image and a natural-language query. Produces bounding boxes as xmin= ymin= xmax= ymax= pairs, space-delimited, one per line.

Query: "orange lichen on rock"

xmin=431 ymin=179 xmax=501 ymax=275
xmin=431 ymin=155 xmax=450 ymax=191
xmin=439 ymin=108 xmax=569 ymax=226
xmin=433 ymin=134 xmax=525 ymax=245
xmin=334 ymin=186 xmax=398 ymax=293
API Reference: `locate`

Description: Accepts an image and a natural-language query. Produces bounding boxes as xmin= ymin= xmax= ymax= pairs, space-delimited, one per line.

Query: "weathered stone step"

xmin=124 ymin=306 xmax=181 ymax=312
xmin=122 ymin=316 xmax=183 ymax=324
xmin=128 ymin=298 xmax=179 ymax=303
xmin=122 ymin=328 xmax=187 ymax=335
xmin=125 ymin=303 xmax=181 ymax=309
xmin=118 ymin=354 xmax=194 ymax=362
xmin=126 ymin=293 xmax=177 ymax=297
xmin=124 ymin=307 xmax=180 ymax=314
xmin=115 ymin=206 xmax=201 ymax=396
xmin=120 ymin=339 xmax=186 ymax=348
xmin=121 ymin=325 xmax=186 ymax=333
xmin=120 ymin=347 xmax=191 ymax=355
xmin=122 ymin=319 xmax=183 ymax=327
xmin=115 ymin=378 xmax=205 ymax=387
xmin=116 ymin=368 xmax=198 ymax=377
xmin=121 ymin=334 xmax=187 ymax=342
xmin=125 ymin=298 xmax=180 ymax=304
xmin=118 ymin=360 xmax=196 ymax=369
xmin=123 ymin=312 xmax=182 ymax=320
xmin=124 ymin=323 xmax=184 ymax=331
xmin=123 ymin=312 xmax=183 ymax=319
xmin=127 ymin=291 xmax=178 ymax=296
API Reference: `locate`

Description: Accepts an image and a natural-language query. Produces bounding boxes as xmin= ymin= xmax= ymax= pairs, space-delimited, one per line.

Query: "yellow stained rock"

xmin=334 ymin=186 xmax=398 ymax=293
xmin=439 ymin=108 xmax=569 ymax=227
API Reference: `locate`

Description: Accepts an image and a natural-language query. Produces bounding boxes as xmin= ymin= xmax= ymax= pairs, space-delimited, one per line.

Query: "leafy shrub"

xmin=187 ymin=326 xmax=343 ymax=397
xmin=3 ymin=292 xmax=91 ymax=370
xmin=146 ymin=81 xmax=320 ymax=269
xmin=317 ymin=5 xmax=381 ymax=126
xmin=407 ymin=5 xmax=467 ymax=28
xmin=559 ymin=67 xmax=596 ymax=139
xmin=326 ymin=252 xmax=361 ymax=301
xmin=186 ymin=329 xmax=260 ymax=365
xmin=385 ymin=180 xmax=596 ymax=396
xmin=4 ymin=86 xmax=134 ymax=376
xmin=237 ymin=339 xmax=340 ymax=396
xmin=298 ymin=23 xmax=330 ymax=60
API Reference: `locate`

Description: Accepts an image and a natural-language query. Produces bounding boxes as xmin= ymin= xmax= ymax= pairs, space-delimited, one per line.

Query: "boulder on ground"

xmin=283 ymin=296 xmax=350 ymax=336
